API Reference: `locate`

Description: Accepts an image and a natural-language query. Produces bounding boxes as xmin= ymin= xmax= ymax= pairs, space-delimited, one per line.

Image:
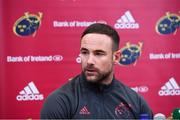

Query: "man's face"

xmin=80 ymin=33 xmax=114 ymax=83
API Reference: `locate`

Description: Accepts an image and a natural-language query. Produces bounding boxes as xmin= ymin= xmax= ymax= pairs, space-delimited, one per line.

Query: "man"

xmin=41 ymin=23 xmax=153 ymax=119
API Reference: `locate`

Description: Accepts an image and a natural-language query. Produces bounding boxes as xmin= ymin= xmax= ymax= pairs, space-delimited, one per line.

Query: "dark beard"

xmin=82 ymin=69 xmax=112 ymax=84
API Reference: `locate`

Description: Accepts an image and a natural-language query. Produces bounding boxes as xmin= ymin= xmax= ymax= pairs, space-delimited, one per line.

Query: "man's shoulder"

xmin=51 ymin=74 xmax=81 ymax=96
xmin=42 ymin=75 xmax=81 ymax=109
xmin=113 ymin=79 xmax=153 ymax=118
xmin=113 ymin=79 xmax=131 ymax=90
xmin=41 ymin=75 xmax=81 ymax=118
xmin=114 ymin=78 xmax=150 ymax=108
xmin=114 ymin=79 xmax=140 ymax=97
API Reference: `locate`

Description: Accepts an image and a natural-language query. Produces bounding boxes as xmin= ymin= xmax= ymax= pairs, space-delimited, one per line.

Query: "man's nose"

xmin=87 ymin=54 xmax=95 ymax=65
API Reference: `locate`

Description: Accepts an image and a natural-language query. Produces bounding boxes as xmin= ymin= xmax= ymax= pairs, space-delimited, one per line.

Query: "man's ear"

xmin=113 ymin=49 xmax=121 ymax=64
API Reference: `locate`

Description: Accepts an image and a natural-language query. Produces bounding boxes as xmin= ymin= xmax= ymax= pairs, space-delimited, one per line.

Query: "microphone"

xmin=139 ymin=113 xmax=149 ymax=120
xmin=153 ymin=113 xmax=166 ymax=120
xmin=172 ymin=108 xmax=180 ymax=119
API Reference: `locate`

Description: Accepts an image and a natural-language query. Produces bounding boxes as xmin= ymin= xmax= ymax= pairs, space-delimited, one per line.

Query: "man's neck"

xmin=100 ymin=72 xmax=114 ymax=85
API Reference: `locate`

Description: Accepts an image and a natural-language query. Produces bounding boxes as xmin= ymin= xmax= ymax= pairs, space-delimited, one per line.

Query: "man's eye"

xmin=95 ymin=52 xmax=105 ymax=56
xmin=81 ymin=51 xmax=88 ymax=55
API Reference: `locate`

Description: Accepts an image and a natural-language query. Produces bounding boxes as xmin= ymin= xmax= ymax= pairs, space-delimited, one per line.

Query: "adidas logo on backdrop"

xmin=158 ymin=77 xmax=180 ymax=96
xmin=16 ymin=81 xmax=44 ymax=101
xmin=114 ymin=10 xmax=139 ymax=29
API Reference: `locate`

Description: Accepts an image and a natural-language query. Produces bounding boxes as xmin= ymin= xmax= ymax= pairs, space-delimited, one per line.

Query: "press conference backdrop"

xmin=0 ymin=0 xmax=180 ymax=119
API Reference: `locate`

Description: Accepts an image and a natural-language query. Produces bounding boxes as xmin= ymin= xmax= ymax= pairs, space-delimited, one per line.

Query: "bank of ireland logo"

xmin=156 ymin=12 xmax=180 ymax=35
xmin=76 ymin=54 xmax=81 ymax=63
xmin=13 ymin=12 xmax=43 ymax=37
xmin=119 ymin=42 xmax=143 ymax=65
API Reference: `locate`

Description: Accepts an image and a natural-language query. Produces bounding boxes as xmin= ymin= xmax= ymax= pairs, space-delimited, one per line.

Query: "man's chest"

xmin=72 ymin=90 xmax=136 ymax=119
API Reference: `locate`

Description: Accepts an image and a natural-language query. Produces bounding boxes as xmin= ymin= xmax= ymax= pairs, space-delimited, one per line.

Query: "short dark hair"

xmin=81 ymin=23 xmax=120 ymax=51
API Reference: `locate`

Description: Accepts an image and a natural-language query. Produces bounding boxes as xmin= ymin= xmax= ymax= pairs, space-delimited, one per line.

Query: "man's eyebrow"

xmin=80 ymin=47 xmax=106 ymax=53
xmin=94 ymin=50 xmax=106 ymax=53
xmin=80 ymin=47 xmax=88 ymax=51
